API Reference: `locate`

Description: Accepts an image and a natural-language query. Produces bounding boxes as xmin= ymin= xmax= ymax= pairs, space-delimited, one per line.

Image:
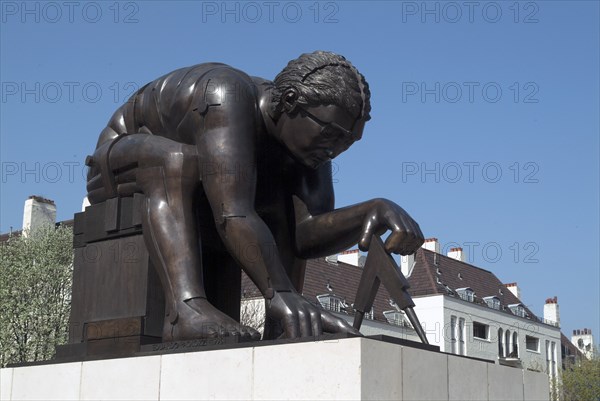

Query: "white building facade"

xmin=413 ymin=294 xmax=561 ymax=377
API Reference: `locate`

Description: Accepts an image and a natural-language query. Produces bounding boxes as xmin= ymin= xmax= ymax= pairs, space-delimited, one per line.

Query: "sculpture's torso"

xmin=103 ymin=63 xmax=260 ymax=145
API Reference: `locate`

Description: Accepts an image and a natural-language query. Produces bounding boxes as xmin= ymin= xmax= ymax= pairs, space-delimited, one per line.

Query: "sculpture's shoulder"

xmin=139 ymin=63 xmax=254 ymax=99
xmin=138 ymin=63 xmax=259 ymax=114
xmin=125 ymin=63 xmax=260 ymax=139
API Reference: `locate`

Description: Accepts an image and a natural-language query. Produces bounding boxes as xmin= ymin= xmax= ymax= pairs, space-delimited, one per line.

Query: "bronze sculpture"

xmin=85 ymin=51 xmax=425 ymax=342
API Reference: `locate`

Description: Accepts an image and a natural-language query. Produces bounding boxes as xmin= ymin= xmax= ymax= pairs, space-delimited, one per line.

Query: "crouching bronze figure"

xmin=85 ymin=51 xmax=425 ymax=342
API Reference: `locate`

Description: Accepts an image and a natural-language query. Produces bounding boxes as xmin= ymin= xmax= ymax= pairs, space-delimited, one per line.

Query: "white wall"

xmin=413 ymin=295 xmax=561 ymax=376
xmin=411 ymin=295 xmax=447 ymax=349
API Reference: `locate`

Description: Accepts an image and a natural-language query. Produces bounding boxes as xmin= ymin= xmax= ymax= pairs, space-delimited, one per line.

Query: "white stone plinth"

xmin=0 ymin=337 xmax=549 ymax=400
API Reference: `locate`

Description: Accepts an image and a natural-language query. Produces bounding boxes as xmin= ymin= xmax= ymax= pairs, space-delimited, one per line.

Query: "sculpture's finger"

xmin=283 ymin=312 xmax=301 ymax=339
xmin=385 ymin=229 xmax=407 ymax=254
xmin=297 ymin=306 xmax=313 ymax=337
xmin=310 ymin=308 xmax=323 ymax=336
xmin=393 ymin=214 xmax=421 ymax=255
xmin=413 ymin=222 xmax=425 ymax=247
xmin=359 ymin=216 xmax=377 ymax=251
xmin=321 ymin=311 xmax=362 ymax=336
xmin=401 ymin=212 xmax=424 ymax=252
xmin=398 ymin=230 xmax=416 ymax=255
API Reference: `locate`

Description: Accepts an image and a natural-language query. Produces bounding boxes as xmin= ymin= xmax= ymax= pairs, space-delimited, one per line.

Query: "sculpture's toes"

xmin=239 ymin=325 xmax=261 ymax=341
xmin=206 ymin=322 xmax=235 ymax=338
xmin=222 ymin=323 xmax=261 ymax=341
xmin=165 ymin=298 xmax=263 ymax=342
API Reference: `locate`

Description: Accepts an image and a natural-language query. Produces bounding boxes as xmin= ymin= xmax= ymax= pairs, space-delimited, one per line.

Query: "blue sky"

xmin=1 ymin=1 xmax=598 ymax=341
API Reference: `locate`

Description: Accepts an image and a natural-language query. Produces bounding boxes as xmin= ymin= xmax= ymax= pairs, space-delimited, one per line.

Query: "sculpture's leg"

xmin=87 ymin=134 xmax=260 ymax=341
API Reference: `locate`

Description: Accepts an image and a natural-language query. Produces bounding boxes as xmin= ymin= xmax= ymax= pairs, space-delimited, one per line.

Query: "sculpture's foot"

xmin=163 ymin=297 xmax=261 ymax=342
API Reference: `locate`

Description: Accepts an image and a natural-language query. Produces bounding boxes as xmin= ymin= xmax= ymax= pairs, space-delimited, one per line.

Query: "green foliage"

xmin=560 ymin=354 xmax=600 ymax=401
xmin=0 ymin=225 xmax=73 ymax=367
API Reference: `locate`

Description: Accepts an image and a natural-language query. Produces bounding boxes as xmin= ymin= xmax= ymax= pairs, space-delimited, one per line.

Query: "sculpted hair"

xmin=272 ymin=51 xmax=371 ymax=122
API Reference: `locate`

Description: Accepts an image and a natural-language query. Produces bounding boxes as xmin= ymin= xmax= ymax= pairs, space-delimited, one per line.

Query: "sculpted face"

xmin=278 ymin=104 xmax=365 ymax=169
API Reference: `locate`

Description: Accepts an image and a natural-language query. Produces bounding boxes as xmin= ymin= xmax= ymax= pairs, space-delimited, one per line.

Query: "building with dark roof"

xmin=242 ymin=238 xmax=564 ymax=382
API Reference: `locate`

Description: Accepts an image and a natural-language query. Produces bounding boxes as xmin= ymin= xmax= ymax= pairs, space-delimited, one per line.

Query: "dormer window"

xmin=383 ymin=310 xmax=408 ymax=326
xmin=509 ymin=303 xmax=526 ymax=317
xmin=456 ymin=287 xmax=475 ymax=302
xmin=484 ymin=296 xmax=501 ymax=310
xmin=317 ymin=294 xmax=345 ymax=313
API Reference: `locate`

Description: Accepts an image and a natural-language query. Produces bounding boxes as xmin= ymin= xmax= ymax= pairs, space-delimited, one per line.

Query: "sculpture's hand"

xmin=358 ymin=199 xmax=424 ymax=255
xmin=265 ymin=290 xmax=362 ymax=339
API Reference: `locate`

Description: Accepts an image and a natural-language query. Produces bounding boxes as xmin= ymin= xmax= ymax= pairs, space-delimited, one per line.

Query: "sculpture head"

xmin=270 ymin=51 xmax=372 ymax=168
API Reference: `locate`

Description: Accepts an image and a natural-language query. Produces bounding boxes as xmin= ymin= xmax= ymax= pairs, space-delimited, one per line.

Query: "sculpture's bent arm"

xmin=198 ymin=74 xmax=295 ymax=295
xmin=294 ymin=197 xmax=386 ymax=258
xmin=293 ymin=162 xmax=424 ymax=257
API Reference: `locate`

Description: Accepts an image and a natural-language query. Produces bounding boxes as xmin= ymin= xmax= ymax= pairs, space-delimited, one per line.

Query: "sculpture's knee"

xmin=86 ymin=136 xmax=127 ymax=202
xmin=144 ymin=141 xmax=197 ymax=182
xmin=136 ymin=139 xmax=198 ymax=199
xmin=87 ymin=134 xmax=198 ymax=204
xmin=160 ymin=146 xmax=199 ymax=182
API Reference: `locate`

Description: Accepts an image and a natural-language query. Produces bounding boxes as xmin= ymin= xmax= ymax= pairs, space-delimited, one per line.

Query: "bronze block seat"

xmin=56 ymin=195 xmax=165 ymax=359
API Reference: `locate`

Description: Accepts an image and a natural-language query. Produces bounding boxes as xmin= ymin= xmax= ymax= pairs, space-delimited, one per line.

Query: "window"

xmin=458 ymin=318 xmax=466 ymax=355
xmin=383 ymin=310 xmax=407 ymax=326
xmin=511 ymin=332 xmax=519 ymax=357
xmin=545 ymin=340 xmax=551 ymax=373
xmin=484 ymin=296 xmax=501 ymax=310
xmin=473 ymin=322 xmax=488 ymax=339
xmin=450 ymin=315 xmax=457 ymax=354
xmin=545 ymin=340 xmax=558 ymax=378
xmin=498 ymin=328 xmax=504 ymax=357
xmin=550 ymin=341 xmax=557 ymax=378
xmin=509 ymin=304 xmax=526 ymax=317
xmin=325 ymin=255 xmax=338 ymax=264
xmin=317 ymin=294 xmax=344 ymax=313
xmin=364 ymin=307 xmax=374 ymax=320
xmin=526 ymin=335 xmax=540 ymax=352
xmin=456 ymin=287 xmax=475 ymax=302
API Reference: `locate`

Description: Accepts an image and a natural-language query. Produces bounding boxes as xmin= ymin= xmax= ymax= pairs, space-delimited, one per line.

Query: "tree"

xmin=0 ymin=224 xmax=73 ymax=367
xmin=559 ymin=353 xmax=600 ymax=401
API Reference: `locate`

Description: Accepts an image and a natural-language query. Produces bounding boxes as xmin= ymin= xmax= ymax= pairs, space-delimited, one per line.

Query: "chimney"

xmin=22 ymin=196 xmax=56 ymax=236
xmin=337 ymin=249 xmax=366 ymax=267
xmin=421 ymin=237 xmax=440 ymax=253
xmin=543 ymin=296 xmax=560 ymax=325
xmin=504 ymin=282 xmax=521 ymax=300
xmin=447 ymin=247 xmax=465 ymax=262
xmin=401 ymin=253 xmax=416 ymax=277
